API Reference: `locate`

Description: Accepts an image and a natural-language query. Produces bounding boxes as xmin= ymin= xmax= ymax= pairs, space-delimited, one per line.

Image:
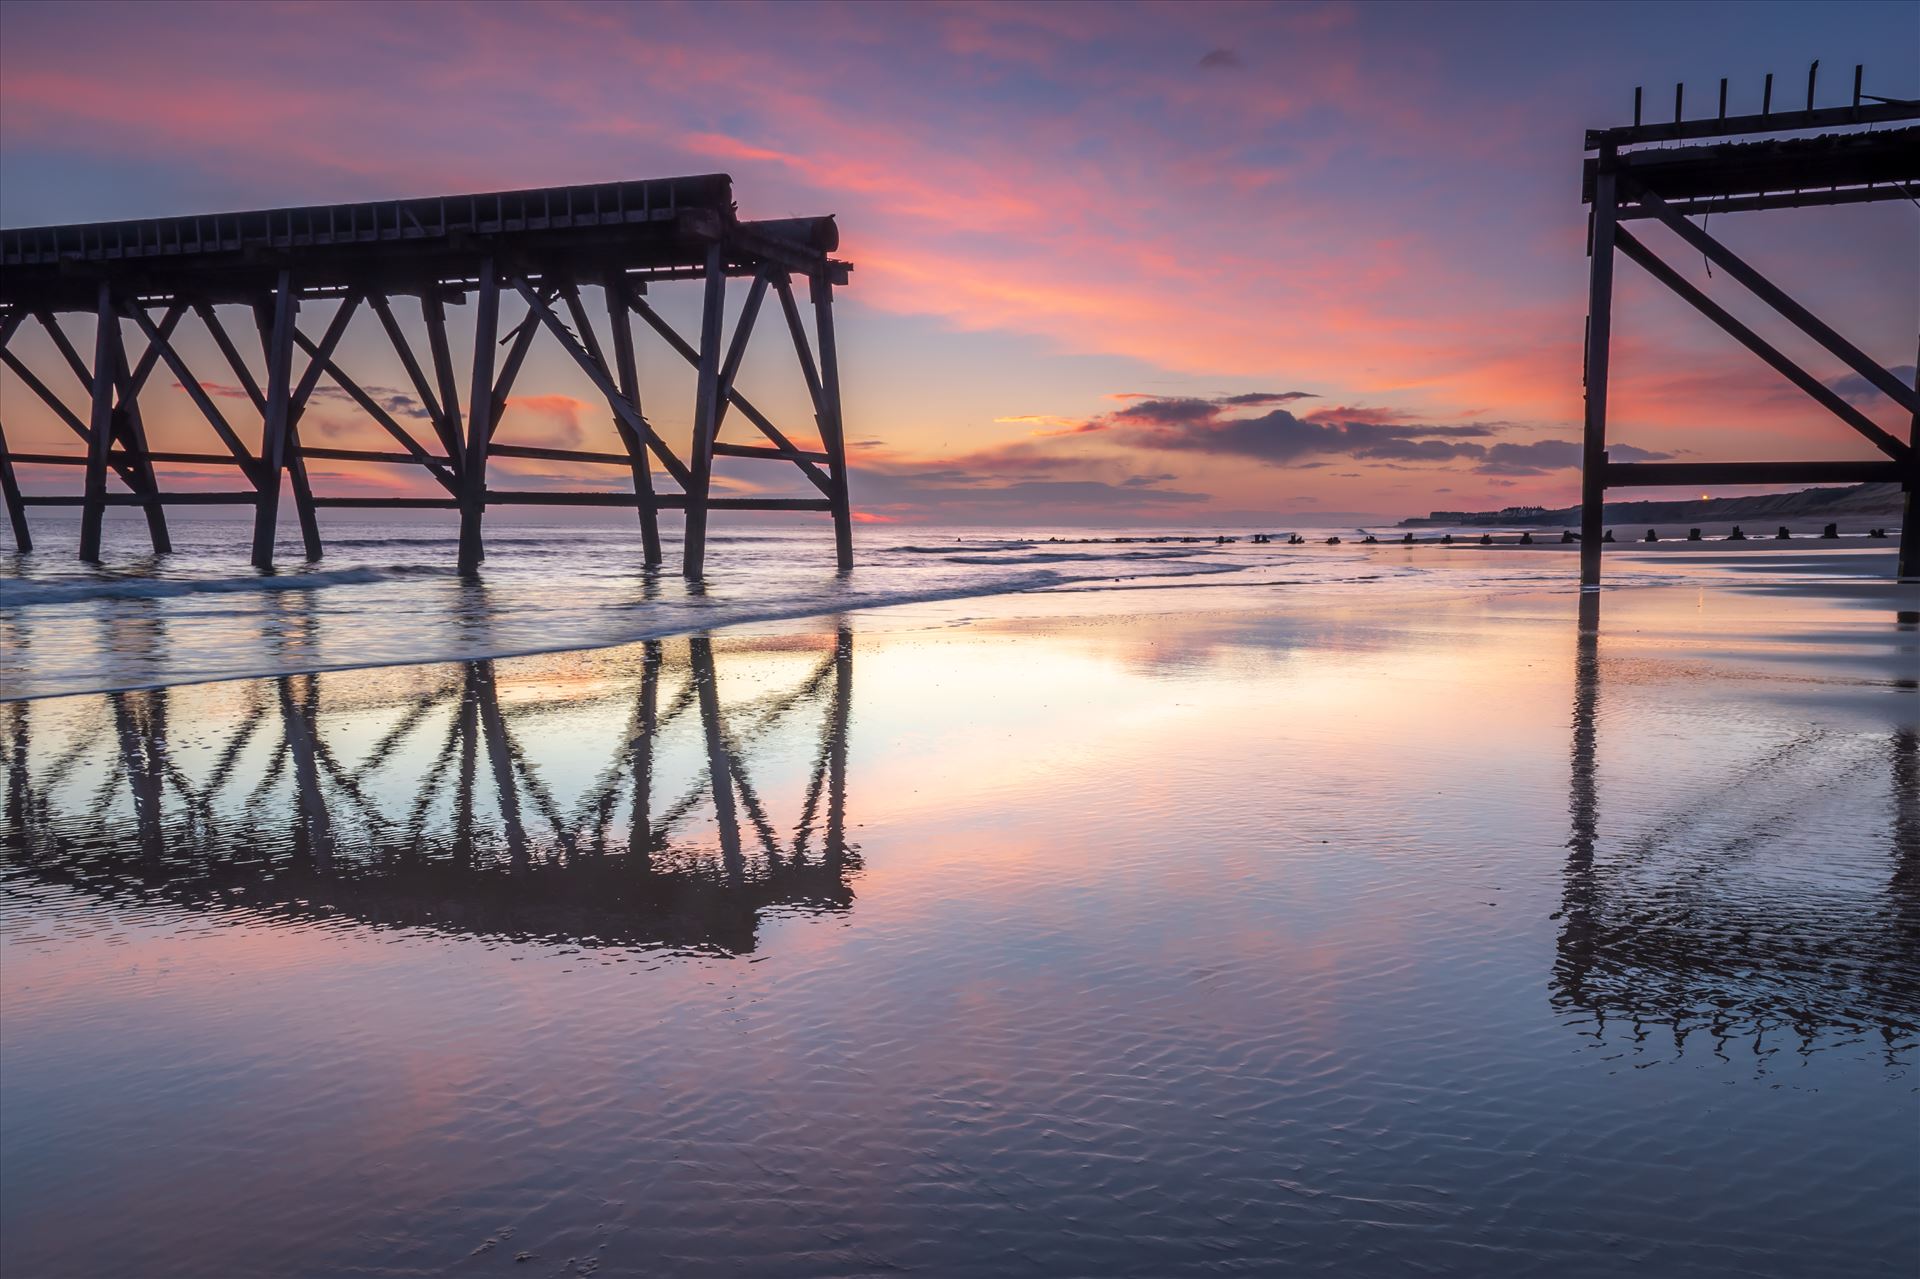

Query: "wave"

xmin=0 ymin=568 xmax=1075 ymax=701
xmin=0 ymin=564 xmax=459 ymax=608
xmin=881 ymin=541 xmax=1040 ymax=555
xmin=937 ymin=547 xmax=1211 ymax=566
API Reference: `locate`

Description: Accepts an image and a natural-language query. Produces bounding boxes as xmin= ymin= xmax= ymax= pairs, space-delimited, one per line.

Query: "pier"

xmin=1577 ymin=67 xmax=1920 ymax=583
xmin=0 ymin=175 xmax=855 ymax=577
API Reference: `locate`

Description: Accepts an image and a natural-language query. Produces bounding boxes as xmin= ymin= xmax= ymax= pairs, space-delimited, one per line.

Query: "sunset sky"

xmin=1 ymin=0 xmax=1914 ymax=525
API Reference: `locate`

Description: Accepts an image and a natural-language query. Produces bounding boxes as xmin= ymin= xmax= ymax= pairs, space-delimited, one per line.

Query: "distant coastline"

xmin=1398 ymin=481 xmax=1906 ymax=528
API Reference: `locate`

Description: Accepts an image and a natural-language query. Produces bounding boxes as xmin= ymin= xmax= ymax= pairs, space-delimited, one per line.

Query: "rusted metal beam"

xmin=125 ymin=302 xmax=260 ymax=481
xmin=481 ymin=490 xmax=831 ymax=510
xmin=627 ymin=292 xmax=832 ymax=496
xmin=369 ymin=292 xmax=458 ymax=470
xmin=290 ymin=331 xmax=454 ymax=491
xmin=79 ymin=283 xmax=116 ymax=562
xmin=310 ymin=496 xmax=461 ymax=508
xmin=11 ymin=451 xmax=242 ymax=467
xmin=33 ymin=311 xmax=91 ymax=386
xmin=195 ymin=302 xmax=268 ymax=414
xmin=712 ymin=441 xmax=831 ymax=464
xmin=458 ymin=262 xmax=500 ymax=572
xmin=1586 ymin=100 xmax=1918 ymax=149
xmin=106 ymin=312 xmax=173 ymax=554
xmin=510 ymin=277 xmax=693 ymax=489
xmin=422 ymin=292 xmax=467 ymax=467
xmin=604 ymin=275 xmax=662 ymax=563
xmin=682 ymin=245 xmax=728 ymax=578
xmin=26 ymin=491 xmax=259 ymax=505
xmin=1579 ymin=159 xmax=1616 ymax=586
xmin=711 ymin=270 xmax=769 ymax=437
xmin=1614 ymin=228 xmax=1908 ymax=462
xmin=250 ymin=272 xmax=297 ymax=569
xmin=0 ymin=418 xmax=30 ymax=550
xmin=1633 ymin=186 xmax=1919 ymax=416
xmin=272 ymin=292 xmax=361 ymax=561
xmin=811 ymin=275 xmax=854 ymax=571
xmin=488 ymin=443 xmax=630 ymax=465
xmin=773 ymin=273 xmax=827 ymax=422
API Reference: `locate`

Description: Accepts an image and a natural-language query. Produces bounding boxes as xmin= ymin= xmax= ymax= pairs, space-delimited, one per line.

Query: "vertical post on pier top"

xmin=79 ymin=282 xmax=116 ymax=562
xmin=251 ymin=271 xmax=297 ymax=570
xmin=811 ymin=275 xmax=854 ymax=572
xmin=458 ymin=260 xmax=500 ymax=574
xmin=683 ymin=243 xmax=727 ymax=580
xmin=1579 ymin=155 xmax=1618 ymax=587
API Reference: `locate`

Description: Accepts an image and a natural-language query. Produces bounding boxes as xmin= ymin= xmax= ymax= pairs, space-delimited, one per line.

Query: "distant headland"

xmin=1399 ymin=482 xmax=1905 ymax=528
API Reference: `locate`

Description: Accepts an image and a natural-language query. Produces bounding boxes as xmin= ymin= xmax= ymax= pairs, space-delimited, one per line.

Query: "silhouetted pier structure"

xmin=1579 ymin=66 xmax=1920 ymax=583
xmin=1 ymin=629 xmax=856 ymax=954
xmin=0 ymin=175 xmax=854 ymax=577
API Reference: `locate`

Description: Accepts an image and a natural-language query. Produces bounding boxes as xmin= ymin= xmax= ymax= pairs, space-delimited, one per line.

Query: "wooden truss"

xmin=1578 ymin=78 xmax=1919 ymax=582
xmin=0 ymin=176 xmax=855 ymax=576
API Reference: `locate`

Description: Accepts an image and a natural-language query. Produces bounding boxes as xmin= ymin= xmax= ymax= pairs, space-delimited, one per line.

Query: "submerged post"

xmin=1579 ymin=154 xmax=1617 ymax=587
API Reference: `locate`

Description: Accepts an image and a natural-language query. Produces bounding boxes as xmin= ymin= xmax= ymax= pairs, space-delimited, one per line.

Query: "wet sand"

xmin=2 ymin=554 xmax=1917 ymax=1276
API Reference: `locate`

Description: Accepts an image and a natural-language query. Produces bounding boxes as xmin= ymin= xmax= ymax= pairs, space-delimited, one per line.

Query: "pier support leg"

xmin=284 ymin=441 xmax=323 ymax=561
xmin=79 ymin=283 xmax=116 ymax=562
xmin=683 ymin=243 xmax=727 ymax=580
xmin=0 ymin=419 xmax=30 ymax=551
xmin=1901 ymin=346 xmax=1919 ymax=581
xmin=108 ymin=326 xmax=171 ymax=556
xmin=606 ymin=278 xmax=662 ymax=566
xmin=811 ymin=276 xmax=854 ymax=572
xmin=458 ymin=261 xmax=500 ymax=574
xmin=251 ymin=272 xmax=297 ymax=570
xmin=1579 ymin=157 xmax=1617 ymax=588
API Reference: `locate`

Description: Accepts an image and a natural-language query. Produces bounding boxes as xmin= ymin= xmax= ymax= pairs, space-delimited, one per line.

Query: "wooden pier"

xmin=0 ymin=175 xmax=855 ymax=577
xmin=1578 ymin=67 xmax=1920 ymax=583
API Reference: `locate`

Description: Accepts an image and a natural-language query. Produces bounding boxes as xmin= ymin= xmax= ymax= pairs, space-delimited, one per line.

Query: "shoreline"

xmin=7 ymin=533 xmax=1912 ymax=702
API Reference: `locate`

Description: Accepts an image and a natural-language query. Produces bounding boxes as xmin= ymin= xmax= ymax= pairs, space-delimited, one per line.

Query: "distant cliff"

xmin=1399 ymin=482 xmax=1906 ymax=528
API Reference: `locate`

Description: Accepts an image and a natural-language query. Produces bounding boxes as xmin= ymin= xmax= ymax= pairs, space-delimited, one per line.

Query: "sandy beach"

xmin=3 ymin=548 xmax=1915 ymax=1277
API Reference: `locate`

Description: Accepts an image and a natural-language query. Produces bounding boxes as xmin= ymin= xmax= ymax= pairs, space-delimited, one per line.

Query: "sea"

xmin=0 ymin=511 xmax=1752 ymax=701
xmin=3 ymin=511 xmax=1915 ymax=1277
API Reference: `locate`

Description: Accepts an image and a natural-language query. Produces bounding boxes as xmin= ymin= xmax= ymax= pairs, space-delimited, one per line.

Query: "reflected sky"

xmin=3 ymin=574 xmax=1917 ymax=1277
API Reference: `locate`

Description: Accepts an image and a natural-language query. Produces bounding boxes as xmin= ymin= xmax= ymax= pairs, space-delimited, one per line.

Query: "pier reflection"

xmin=1 ymin=626 xmax=857 ymax=955
xmin=1555 ymin=594 xmax=1919 ymax=1055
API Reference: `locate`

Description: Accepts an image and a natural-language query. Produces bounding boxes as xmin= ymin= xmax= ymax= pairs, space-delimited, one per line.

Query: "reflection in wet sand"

xmin=1555 ymin=593 xmax=1919 ymax=1057
xmin=2 ymin=628 xmax=855 ymax=956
